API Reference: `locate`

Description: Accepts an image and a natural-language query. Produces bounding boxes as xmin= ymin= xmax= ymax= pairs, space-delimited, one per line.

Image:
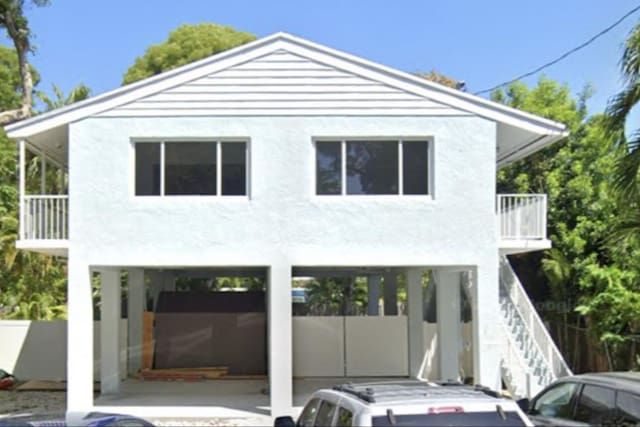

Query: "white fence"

xmin=0 ymin=320 xmax=127 ymax=381
xmin=497 ymin=194 xmax=547 ymax=240
xmin=22 ymin=195 xmax=68 ymax=240
xmin=292 ymin=316 xmax=474 ymax=379
xmin=2 ymin=318 xmax=473 ymax=381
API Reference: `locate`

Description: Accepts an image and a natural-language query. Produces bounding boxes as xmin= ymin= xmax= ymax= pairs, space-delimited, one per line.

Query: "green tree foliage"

xmin=122 ymin=23 xmax=256 ymax=85
xmin=495 ymin=77 xmax=640 ymax=370
xmin=37 ymin=83 xmax=90 ymax=112
xmin=606 ymin=21 xmax=640 ymax=200
xmin=0 ymin=46 xmax=90 ymax=319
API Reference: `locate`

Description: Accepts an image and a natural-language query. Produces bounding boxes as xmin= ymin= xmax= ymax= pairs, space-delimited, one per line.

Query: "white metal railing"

xmin=500 ymin=256 xmax=572 ymax=380
xmin=497 ymin=194 xmax=547 ymax=240
xmin=22 ymin=195 xmax=68 ymax=240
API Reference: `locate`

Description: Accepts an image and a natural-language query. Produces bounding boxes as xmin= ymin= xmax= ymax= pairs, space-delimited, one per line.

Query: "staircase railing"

xmin=499 ymin=256 xmax=572 ymax=380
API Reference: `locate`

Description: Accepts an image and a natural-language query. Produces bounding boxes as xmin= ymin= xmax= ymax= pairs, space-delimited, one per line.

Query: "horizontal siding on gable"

xmin=102 ymin=50 xmax=468 ymax=117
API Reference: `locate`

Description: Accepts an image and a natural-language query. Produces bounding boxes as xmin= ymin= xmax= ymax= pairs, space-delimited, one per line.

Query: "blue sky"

xmin=7 ymin=0 xmax=640 ymax=115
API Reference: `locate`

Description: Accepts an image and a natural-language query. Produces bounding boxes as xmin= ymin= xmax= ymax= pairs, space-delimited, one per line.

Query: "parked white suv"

xmin=275 ymin=380 xmax=533 ymax=427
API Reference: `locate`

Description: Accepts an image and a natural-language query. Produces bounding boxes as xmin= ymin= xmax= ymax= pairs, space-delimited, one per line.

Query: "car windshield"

xmin=372 ymin=411 xmax=527 ymax=426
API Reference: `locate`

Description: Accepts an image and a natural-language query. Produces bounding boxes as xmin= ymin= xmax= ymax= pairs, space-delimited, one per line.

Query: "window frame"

xmin=131 ymin=137 xmax=250 ymax=198
xmin=312 ymin=137 xmax=434 ymax=198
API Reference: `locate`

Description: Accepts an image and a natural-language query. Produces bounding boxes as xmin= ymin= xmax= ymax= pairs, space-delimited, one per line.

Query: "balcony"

xmin=498 ymin=194 xmax=550 ymax=254
xmin=17 ymin=195 xmax=69 ymax=256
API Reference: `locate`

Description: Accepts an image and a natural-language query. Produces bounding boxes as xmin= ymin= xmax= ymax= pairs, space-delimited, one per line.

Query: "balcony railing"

xmin=498 ymin=194 xmax=547 ymax=240
xmin=21 ymin=195 xmax=68 ymax=240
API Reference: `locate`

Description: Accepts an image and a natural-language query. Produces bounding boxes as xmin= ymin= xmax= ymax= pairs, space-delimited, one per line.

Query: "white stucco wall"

xmin=68 ymin=116 xmax=497 ymax=267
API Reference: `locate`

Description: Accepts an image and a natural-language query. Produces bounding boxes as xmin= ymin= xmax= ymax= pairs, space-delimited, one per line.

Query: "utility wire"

xmin=474 ymin=4 xmax=640 ymax=95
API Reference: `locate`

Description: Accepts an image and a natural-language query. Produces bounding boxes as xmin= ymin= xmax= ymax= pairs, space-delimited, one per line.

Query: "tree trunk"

xmin=0 ymin=8 xmax=34 ymax=126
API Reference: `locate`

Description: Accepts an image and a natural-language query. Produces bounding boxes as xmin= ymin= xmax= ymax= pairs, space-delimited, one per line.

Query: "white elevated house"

xmin=5 ymin=32 xmax=572 ymax=418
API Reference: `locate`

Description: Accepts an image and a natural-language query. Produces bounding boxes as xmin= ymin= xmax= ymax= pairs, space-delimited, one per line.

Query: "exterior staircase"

xmin=498 ymin=255 xmax=572 ymax=398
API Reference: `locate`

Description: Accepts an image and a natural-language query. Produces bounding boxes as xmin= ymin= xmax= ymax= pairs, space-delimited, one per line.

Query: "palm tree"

xmin=37 ymin=83 xmax=91 ymax=112
xmin=607 ymin=22 xmax=640 ymax=200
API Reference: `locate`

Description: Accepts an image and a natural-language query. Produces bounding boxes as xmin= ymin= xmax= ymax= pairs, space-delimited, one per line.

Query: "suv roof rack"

xmin=332 ymin=380 xmax=504 ymax=404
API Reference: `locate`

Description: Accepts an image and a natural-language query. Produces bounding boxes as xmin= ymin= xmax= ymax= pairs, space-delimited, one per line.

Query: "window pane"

xmin=298 ymin=399 xmax=320 ymax=427
xmin=314 ymin=401 xmax=337 ymax=427
xmin=574 ymin=385 xmax=616 ymax=424
xmin=165 ymin=142 xmax=216 ymax=195
xmin=336 ymin=407 xmax=353 ymax=427
xmin=346 ymin=141 xmax=398 ymax=195
xmin=532 ymin=382 xmax=578 ymax=419
xmin=617 ymin=392 xmax=640 ymax=423
xmin=222 ymin=142 xmax=246 ymax=195
xmin=316 ymin=141 xmax=342 ymax=195
xmin=135 ymin=143 xmax=160 ymax=196
xmin=403 ymin=141 xmax=429 ymax=195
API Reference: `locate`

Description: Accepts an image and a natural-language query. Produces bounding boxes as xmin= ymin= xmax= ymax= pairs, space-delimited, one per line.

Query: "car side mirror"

xmin=516 ymin=398 xmax=530 ymax=412
xmin=274 ymin=416 xmax=296 ymax=427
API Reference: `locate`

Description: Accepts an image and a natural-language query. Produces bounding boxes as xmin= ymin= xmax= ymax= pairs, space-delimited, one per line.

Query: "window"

xmin=314 ymin=400 xmax=337 ymax=426
xmin=134 ymin=141 xmax=247 ymax=196
xmin=336 ymin=407 xmax=353 ymax=427
xmin=617 ymin=392 xmax=640 ymax=424
xmin=531 ymin=382 xmax=578 ymax=419
xmin=574 ymin=385 xmax=616 ymax=425
xmin=297 ymin=399 xmax=320 ymax=427
xmin=315 ymin=139 xmax=430 ymax=196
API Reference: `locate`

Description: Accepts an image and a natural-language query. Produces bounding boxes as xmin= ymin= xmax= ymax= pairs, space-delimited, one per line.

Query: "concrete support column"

xmin=383 ymin=272 xmax=398 ymax=316
xmin=66 ymin=256 xmax=94 ymax=412
xmin=147 ymin=271 xmax=162 ymax=311
xmin=127 ymin=268 xmax=145 ymax=375
xmin=268 ymin=263 xmax=292 ymax=417
xmin=436 ymin=270 xmax=462 ymax=382
xmin=100 ymin=268 xmax=121 ymax=395
xmin=472 ymin=262 xmax=501 ymax=390
xmin=407 ymin=268 xmax=425 ymax=378
xmin=367 ymin=275 xmax=380 ymax=316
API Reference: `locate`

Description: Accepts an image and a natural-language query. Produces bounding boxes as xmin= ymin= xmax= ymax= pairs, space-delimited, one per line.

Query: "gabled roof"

xmin=5 ymin=32 xmax=568 ymax=166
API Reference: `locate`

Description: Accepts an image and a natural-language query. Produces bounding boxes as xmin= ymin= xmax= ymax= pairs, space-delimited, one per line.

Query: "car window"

xmin=574 ymin=385 xmax=616 ymax=424
xmin=336 ymin=407 xmax=353 ymax=427
xmin=314 ymin=400 xmax=337 ymax=426
xmin=298 ymin=398 xmax=320 ymax=427
xmin=616 ymin=392 xmax=640 ymax=424
xmin=531 ymin=382 xmax=578 ymax=419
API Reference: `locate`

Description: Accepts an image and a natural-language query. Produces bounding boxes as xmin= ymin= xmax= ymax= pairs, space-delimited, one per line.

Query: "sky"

xmin=5 ymin=0 xmax=640 ymax=116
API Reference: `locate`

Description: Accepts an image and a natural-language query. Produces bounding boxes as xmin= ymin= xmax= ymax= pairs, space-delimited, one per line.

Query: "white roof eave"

xmin=4 ymin=32 xmax=568 ymax=141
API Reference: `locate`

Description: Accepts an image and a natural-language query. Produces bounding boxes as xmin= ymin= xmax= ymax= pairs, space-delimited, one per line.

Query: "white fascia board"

xmin=5 ymin=31 xmax=568 ymax=139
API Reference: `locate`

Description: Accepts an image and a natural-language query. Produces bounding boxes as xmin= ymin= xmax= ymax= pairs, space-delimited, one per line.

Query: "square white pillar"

xmin=436 ymin=270 xmax=462 ymax=382
xmin=127 ymin=268 xmax=145 ymax=375
xmin=66 ymin=256 xmax=94 ymax=413
xmin=471 ymin=263 xmax=501 ymax=390
xmin=406 ymin=268 xmax=424 ymax=378
xmin=100 ymin=268 xmax=121 ymax=395
xmin=367 ymin=275 xmax=380 ymax=316
xmin=383 ymin=272 xmax=398 ymax=316
xmin=268 ymin=263 xmax=293 ymax=417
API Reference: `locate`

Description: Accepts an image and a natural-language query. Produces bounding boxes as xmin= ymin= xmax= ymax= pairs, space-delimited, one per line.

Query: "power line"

xmin=474 ymin=4 xmax=640 ymax=95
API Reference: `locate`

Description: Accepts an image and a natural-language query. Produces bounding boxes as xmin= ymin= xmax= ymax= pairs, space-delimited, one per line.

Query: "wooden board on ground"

xmin=142 ymin=311 xmax=154 ymax=370
xmin=140 ymin=367 xmax=228 ymax=380
xmin=140 ymin=371 xmax=205 ymax=382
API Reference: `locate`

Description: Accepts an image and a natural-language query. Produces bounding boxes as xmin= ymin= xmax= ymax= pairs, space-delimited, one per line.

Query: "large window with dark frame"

xmin=315 ymin=139 xmax=430 ymax=196
xmin=135 ymin=140 xmax=247 ymax=196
